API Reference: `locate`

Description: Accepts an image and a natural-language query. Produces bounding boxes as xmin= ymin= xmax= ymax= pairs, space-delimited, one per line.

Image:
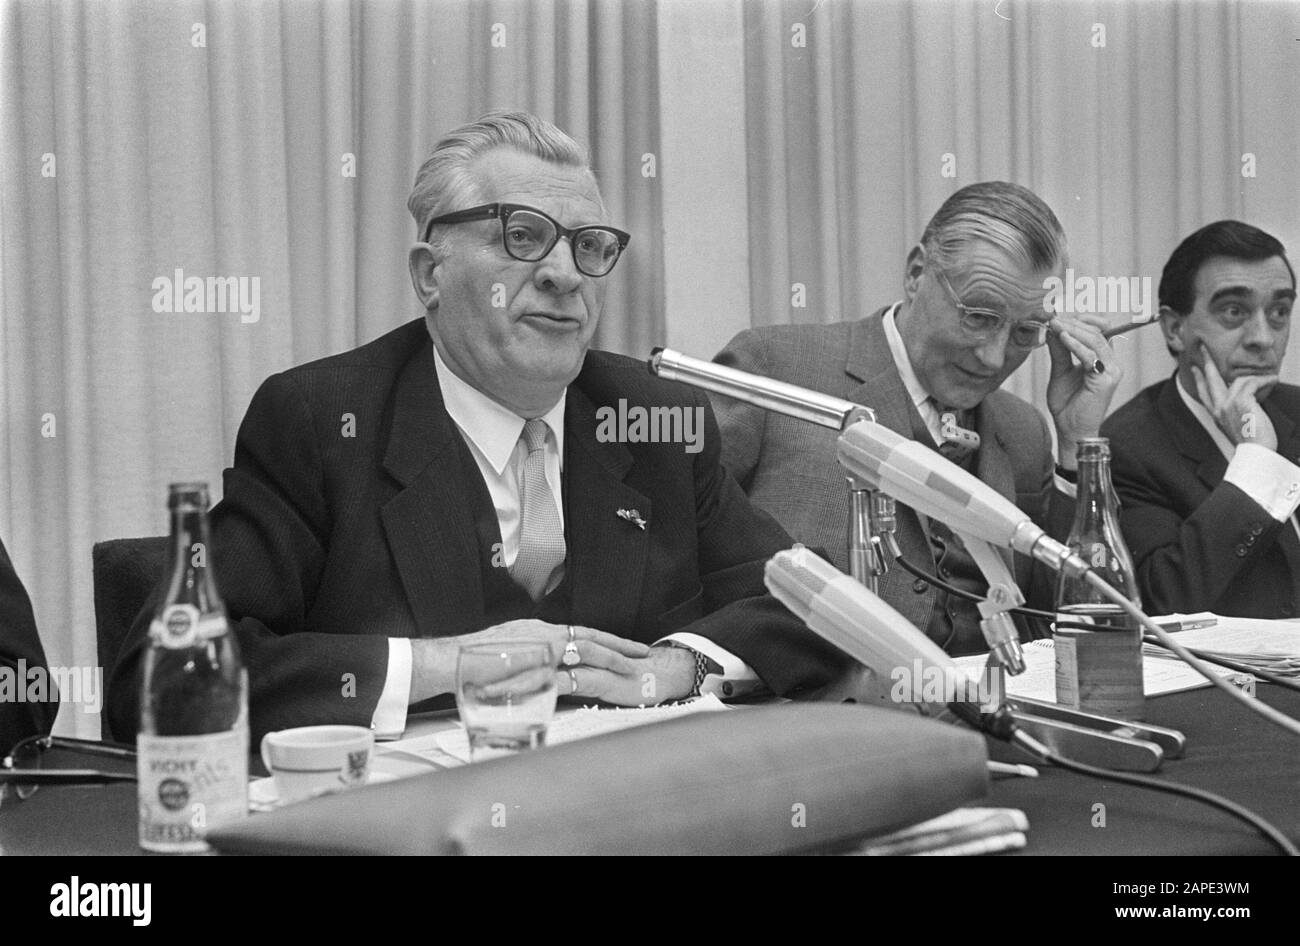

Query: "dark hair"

xmin=1159 ymin=220 xmax=1295 ymax=315
xmin=920 ymin=181 xmax=1068 ymax=274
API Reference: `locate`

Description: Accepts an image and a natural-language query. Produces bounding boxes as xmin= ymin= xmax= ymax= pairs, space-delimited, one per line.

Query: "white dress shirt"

xmin=370 ymin=346 xmax=755 ymax=738
xmin=1175 ymin=374 xmax=1300 ymax=544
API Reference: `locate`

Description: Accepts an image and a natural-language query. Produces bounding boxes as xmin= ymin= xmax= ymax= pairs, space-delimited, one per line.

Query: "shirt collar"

xmin=882 ymin=302 xmax=933 ymax=412
xmin=1175 ymin=373 xmax=1235 ymax=462
xmin=433 ymin=344 xmax=567 ymax=475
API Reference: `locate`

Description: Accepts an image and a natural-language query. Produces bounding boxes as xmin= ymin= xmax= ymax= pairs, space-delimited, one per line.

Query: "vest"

xmin=409 ymin=432 xmax=575 ymax=714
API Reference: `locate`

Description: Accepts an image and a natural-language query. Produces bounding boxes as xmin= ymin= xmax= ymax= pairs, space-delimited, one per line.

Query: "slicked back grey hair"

xmin=407 ymin=111 xmax=596 ymax=257
xmin=920 ymin=181 xmax=1068 ymax=275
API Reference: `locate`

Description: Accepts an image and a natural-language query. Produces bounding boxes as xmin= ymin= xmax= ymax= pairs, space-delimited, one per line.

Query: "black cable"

xmin=893 ymin=553 xmax=1109 ymax=633
xmin=1027 ymin=742 xmax=1298 ymax=857
xmin=946 ymin=703 xmax=1298 ymax=856
xmin=896 ymin=555 xmax=1300 ymax=680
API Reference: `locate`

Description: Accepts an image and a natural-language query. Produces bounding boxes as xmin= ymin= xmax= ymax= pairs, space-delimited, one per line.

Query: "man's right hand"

xmin=1191 ymin=343 xmax=1278 ymax=451
xmin=409 ymin=620 xmax=651 ymax=703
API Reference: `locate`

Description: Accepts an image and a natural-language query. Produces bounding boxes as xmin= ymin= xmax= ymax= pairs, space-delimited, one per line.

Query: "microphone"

xmin=649 ymin=348 xmax=873 ymax=431
xmin=765 ymin=546 xmax=997 ymax=712
xmin=836 ymin=422 xmax=1090 ymax=579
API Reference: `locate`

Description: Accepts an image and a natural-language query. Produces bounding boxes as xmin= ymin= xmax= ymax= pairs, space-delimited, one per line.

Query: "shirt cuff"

xmin=654 ymin=631 xmax=765 ymax=700
xmin=371 ymin=637 xmax=413 ymax=741
xmin=1224 ymin=443 xmax=1300 ymax=522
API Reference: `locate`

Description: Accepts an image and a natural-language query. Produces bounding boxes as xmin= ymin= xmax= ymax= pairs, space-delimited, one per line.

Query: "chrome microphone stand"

xmin=649 ymin=349 xmax=888 ymax=592
xmin=650 ymin=348 xmax=1182 ymax=770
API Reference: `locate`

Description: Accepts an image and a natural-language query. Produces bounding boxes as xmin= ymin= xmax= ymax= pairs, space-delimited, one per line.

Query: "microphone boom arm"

xmin=651 ymin=348 xmax=894 ymax=592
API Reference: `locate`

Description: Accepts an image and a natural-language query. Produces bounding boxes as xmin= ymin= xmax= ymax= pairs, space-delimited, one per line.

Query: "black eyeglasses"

xmin=934 ymin=268 xmax=1050 ymax=349
xmin=0 ymin=735 xmax=136 ymax=809
xmin=424 ymin=203 xmax=631 ymax=278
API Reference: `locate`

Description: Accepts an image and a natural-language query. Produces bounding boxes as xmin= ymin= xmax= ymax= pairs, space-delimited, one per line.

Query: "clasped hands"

xmin=411 ymin=620 xmax=697 ymax=706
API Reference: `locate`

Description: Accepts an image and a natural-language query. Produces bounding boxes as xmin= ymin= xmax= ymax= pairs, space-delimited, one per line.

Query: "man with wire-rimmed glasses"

xmin=712 ymin=181 xmax=1121 ymax=656
xmin=106 ymin=111 xmax=850 ymax=744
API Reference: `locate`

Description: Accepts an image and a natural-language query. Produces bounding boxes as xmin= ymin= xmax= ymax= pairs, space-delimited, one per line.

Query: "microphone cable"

xmin=947 ymin=702 xmax=1298 ymax=856
xmin=896 ymin=554 xmax=1300 ymax=851
xmin=893 ymin=554 xmax=1300 ymax=694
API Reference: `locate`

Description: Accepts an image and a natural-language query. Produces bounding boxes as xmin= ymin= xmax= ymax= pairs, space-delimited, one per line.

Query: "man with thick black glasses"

xmin=712 ymin=181 xmax=1120 ymax=656
xmin=106 ymin=111 xmax=848 ymax=743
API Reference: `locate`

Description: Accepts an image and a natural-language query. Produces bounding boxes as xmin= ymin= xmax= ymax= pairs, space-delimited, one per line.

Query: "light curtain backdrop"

xmin=1 ymin=0 xmax=1296 ymax=737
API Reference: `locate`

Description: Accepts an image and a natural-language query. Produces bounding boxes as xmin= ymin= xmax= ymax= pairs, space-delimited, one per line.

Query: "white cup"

xmin=259 ymin=725 xmax=374 ymax=805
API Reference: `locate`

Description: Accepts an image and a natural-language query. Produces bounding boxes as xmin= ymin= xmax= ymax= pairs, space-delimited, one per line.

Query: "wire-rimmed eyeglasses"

xmin=934 ymin=268 xmax=1051 ymax=349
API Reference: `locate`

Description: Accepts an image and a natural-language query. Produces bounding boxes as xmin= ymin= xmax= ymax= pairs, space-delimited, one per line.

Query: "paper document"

xmin=434 ymin=694 xmax=729 ymax=764
xmin=953 ymin=638 xmax=1248 ymax=703
xmin=1152 ymin=613 xmax=1300 ymax=677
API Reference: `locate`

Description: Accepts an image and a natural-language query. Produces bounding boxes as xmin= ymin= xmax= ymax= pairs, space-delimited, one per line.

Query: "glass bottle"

xmin=1054 ymin=439 xmax=1145 ymax=720
xmin=138 ymin=483 xmax=248 ymax=852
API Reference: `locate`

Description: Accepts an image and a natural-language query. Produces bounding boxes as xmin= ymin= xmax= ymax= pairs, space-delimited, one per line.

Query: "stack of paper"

xmin=1147 ymin=612 xmax=1300 ymax=679
xmin=847 ymin=807 xmax=1028 ymax=856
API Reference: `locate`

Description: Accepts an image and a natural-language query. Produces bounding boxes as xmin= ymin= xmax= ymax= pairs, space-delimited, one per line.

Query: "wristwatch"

xmin=657 ymin=641 xmax=713 ymax=698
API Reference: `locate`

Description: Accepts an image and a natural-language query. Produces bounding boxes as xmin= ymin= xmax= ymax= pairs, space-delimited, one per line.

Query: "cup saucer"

xmin=248 ymin=770 xmax=399 ymax=812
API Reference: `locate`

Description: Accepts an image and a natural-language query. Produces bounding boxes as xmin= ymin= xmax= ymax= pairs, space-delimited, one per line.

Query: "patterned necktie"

xmin=510 ymin=418 xmax=566 ymax=600
xmin=930 ymin=399 xmax=979 ymax=463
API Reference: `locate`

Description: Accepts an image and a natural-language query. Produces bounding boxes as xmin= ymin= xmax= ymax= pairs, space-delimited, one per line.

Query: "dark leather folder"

xmin=209 ymin=703 xmax=989 ymax=855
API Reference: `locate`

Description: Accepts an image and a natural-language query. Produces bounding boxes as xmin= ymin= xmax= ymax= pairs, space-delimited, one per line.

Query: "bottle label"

xmin=137 ymin=729 xmax=248 ymax=853
xmin=150 ymin=607 xmax=228 ymax=649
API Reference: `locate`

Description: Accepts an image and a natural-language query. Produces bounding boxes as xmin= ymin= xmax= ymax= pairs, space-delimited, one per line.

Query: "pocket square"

xmin=616 ymin=508 xmax=648 ymax=530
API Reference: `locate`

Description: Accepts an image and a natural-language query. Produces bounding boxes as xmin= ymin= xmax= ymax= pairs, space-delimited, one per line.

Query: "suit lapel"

xmin=1264 ymin=395 xmax=1300 ymax=582
xmin=973 ymin=405 xmax=1017 ymax=502
xmin=1266 ymin=395 xmax=1300 ymax=467
xmin=1157 ymin=376 xmax=1229 ymax=492
xmin=379 ymin=341 xmax=487 ymax=636
xmin=843 ymin=310 xmax=915 ymax=442
xmin=842 ymin=310 xmax=939 ymax=614
xmin=560 ymin=385 xmax=652 ymax=630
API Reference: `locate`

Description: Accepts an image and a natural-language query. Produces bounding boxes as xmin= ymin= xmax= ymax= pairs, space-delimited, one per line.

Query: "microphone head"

xmin=765 ymin=547 xmax=991 ymax=708
xmin=836 ymin=421 xmax=1035 ymax=552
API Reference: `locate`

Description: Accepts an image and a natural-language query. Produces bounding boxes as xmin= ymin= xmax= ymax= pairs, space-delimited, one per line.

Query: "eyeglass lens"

xmin=504 ymin=209 xmax=621 ymax=275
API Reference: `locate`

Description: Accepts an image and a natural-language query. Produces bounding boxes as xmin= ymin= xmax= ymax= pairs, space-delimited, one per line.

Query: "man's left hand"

xmin=1045 ymin=313 xmax=1123 ymax=469
xmin=559 ymin=644 xmax=697 ymax=705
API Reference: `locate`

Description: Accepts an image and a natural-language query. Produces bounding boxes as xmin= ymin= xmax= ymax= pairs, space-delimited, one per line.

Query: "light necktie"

xmin=510 ymin=418 xmax=566 ymax=600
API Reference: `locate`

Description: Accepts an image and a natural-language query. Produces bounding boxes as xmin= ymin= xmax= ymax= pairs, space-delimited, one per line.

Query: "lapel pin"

xmin=616 ymin=508 xmax=647 ymax=530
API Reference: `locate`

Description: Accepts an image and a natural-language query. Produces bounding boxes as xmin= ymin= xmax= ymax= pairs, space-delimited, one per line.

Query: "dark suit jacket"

xmin=712 ymin=308 xmax=1074 ymax=653
xmin=106 ymin=319 xmax=848 ymax=742
xmin=1 ymin=535 xmax=58 ymax=753
xmin=1101 ymin=375 xmax=1300 ymax=617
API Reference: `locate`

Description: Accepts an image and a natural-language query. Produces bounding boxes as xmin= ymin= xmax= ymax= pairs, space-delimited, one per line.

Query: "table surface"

xmin=3 ymin=688 xmax=1298 ymax=856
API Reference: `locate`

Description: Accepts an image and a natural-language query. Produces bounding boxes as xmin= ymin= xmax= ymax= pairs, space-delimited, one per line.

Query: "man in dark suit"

xmin=713 ymin=182 xmax=1120 ymax=655
xmin=1 ymin=535 xmax=58 ymax=754
xmin=1101 ymin=220 xmax=1300 ymax=617
xmin=107 ymin=112 xmax=846 ymax=743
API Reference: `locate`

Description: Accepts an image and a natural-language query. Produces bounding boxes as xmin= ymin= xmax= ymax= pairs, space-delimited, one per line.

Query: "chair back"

xmin=92 ymin=536 xmax=169 ymax=737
